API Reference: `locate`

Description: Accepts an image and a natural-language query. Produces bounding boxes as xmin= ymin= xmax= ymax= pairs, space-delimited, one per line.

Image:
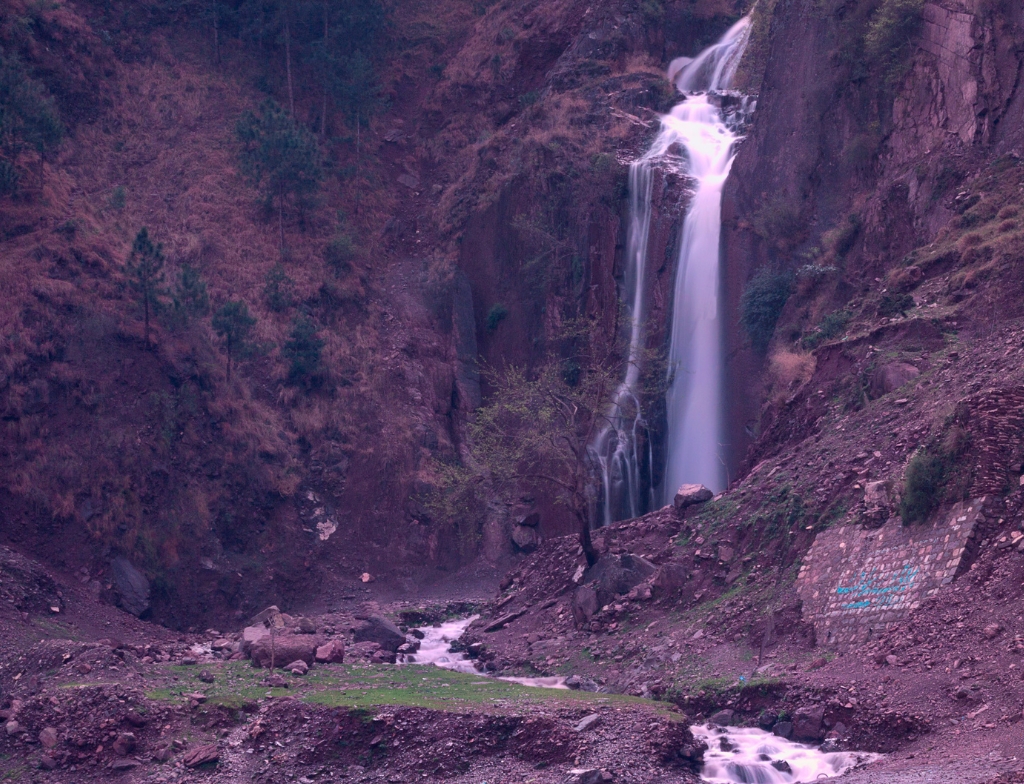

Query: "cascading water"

xmin=661 ymin=17 xmax=751 ymax=500
xmin=590 ymin=18 xmax=753 ymax=521
xmin=588 ymin=162 xmax=657 ymax=527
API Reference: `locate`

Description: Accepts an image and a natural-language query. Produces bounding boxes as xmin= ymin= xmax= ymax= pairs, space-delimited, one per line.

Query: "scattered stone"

xmin=573 ymin=769 xmax=614 ymax=784
xmin=38 ymin=756 xmax=57 ymax=771
xmin=199 ymin=670 xmax=215 ymax=683
xmin=266 ymin=674 xmax=289 ymax=688
xmin=984 ymin=623 xmax=1002 ymax=639
xmin=483 ymin=609 xmax=528 ymax=633
xmin=353 ymin=616 xmax=406 ymax=652
xmin=297 ymin=617 xmax=317 ymax=634
xmin=5 ymin=721 xmax=20 ymax=736
xmin=771 ymin=759 xmax=792 ymax=773
xmin=673 ymin=484 xmax=713 ymax=509
xmin=153 ymin=744 xmax=173 ymax=762
xmin=180 ymin=657 xmax=197 ymax=666
xmin=361 ymin=572 xmax=373 ymax=583
xmin=211 ymin=638 xmax=234 ymax=651
xmin=886 ymin=654 xmax=899 ymax=667
xmin=566 ymin=675 xmax=600 ymax=692
xmin=286 ymin=660 xmax=309 ymax=675
xmin=38 ymin=727 xmax=58 ymax=748
xmin=575 ymin=713 xmax=601 ymax=732
xmin=110 ymin=759 xmax=140 ymax=771
xmin=76 ymin=662 xmax=92 ymax=675
xmin=182 ymin=743 xmax=219 ymax=768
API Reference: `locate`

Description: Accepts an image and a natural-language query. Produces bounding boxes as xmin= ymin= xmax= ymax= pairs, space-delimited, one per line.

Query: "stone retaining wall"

xmin=797 ymin=498 xmax=996 ymax=647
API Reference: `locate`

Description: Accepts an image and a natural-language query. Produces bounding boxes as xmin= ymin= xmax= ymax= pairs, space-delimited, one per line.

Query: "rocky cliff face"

xmin=722 ymin=0 xmax=1024 ymax=474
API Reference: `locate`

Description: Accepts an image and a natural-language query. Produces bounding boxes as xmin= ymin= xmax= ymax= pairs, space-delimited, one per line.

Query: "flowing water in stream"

xmin=590 ymin=18 xmax=753 ymax=521
xmin=694 ymin=724 xmax=880 ymax=783
xmin=399 ymin=618 xmax=876 ymax=781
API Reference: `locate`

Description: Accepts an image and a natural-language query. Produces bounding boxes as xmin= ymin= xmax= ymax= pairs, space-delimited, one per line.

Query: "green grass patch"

xmin=142 ymin=661 xmax=667 ymax=715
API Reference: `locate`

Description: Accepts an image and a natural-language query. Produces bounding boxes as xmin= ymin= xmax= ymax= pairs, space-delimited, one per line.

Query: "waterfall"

xmin=588 ymin=161 xmax=657 ymax=527
xmin=661 ymin=17 xmax=751 ymax=501
xmin=589 ymin=18 xmax=752 ymax=524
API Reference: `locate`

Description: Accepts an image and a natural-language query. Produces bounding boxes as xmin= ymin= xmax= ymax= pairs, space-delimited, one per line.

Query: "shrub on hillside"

xmin=283 ymin=313 xmax=325 ymax=387
xmin=865 ymin=0 xmax=924 ymax=83
xmin=741 ymin=270 xmax=793 ymax=354
xmin=899 ymin=450 xmax=944 ymax=525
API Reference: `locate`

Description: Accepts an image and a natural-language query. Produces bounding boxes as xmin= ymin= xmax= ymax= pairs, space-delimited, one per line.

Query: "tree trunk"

xmin=284 ymin=5 xmax=295 ymax=116
xmin=143 ymin=295 xmax=150 ymax=346
xmin=577 ymin=509 xmax=598 ymax=567
xmin=320 ymin=2 xmax=329 ymax=138
xmin=226 ymin=340 xmax=232 ymax=383
xmin=38 ymin=151 xmax=44 ymax=195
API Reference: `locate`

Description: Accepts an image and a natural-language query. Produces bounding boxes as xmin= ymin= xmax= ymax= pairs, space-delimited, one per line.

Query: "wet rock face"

xmin=110 ymin=558 xmax=150 ymax=618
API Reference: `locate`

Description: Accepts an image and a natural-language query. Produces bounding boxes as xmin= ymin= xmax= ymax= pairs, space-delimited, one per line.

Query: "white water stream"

xmin=590 ymin=18 xmax=753 ymax=521
xmin=694 ymin=725 xmax=880 ymax=783
xmin=398 ymin=616 xmax=568 ymax=689
xmin=398 ymin=618 xmax=878 ymax=780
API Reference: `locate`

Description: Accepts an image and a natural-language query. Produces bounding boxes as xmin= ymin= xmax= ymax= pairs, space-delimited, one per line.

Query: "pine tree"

xmin=282 ymin=312 xmax=324 ymax=386
xmin=212 ymin=301 xmax=257 ymax=383
xmin=126 ymin=228 xmax=167 ymax=346
xmin=170 ymin=263 xmax=210 ymax=327
xmin=236 ymin=99 xmax=322 ymax=250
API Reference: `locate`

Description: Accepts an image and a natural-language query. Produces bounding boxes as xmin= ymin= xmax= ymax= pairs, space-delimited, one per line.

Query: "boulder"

xmin=565 ymin=675 xmax=601 ymax=692
xmin=249 ymin=633 xmax=320 ymax=669
xmin=574 ymin=769 xmax=614 ymax=784
xmin=673 ymin=484 xmax=713 ymax=509
xmin=584 ymin=553 xmax=656 ymax=607
xmin=286 ymin=660 xmax=309 ymax=675
xmin=792 ymin=705 xmax=825 ymax=740
xmin=111 ymin=557 xmax=150 ymax=617
xmin=112 ymin=732 xmax=136 ymax=756
xmin=575 ymin=714 xmax=601 ymax=732
xmin=869 ymin=362 xmax=920 ymax=398
xmin=182 ymin=744 xmax=219 ymax=768
xmin=772 ymin=721 xmax=793 ymax=739
xmin=250 ymin=606 xmax=283 ymax=627
xmin=241 ymin=625 xmax=271 ymax=656
xmin=297 ymin=617 xmax=317 ymax=634
xmin=353 ymin=616 xmax=406 ymax=652
xmin=652 ymin=563 xmax=688 ymax=598
xmin=571 ymin=585 xmax=600 ymax=625
xmin=315 ymin=639 xmax=346 ymax=664
xmin=709 ymin=709 xmax=736 ymax=727
xmin=511 ymin=524 xmax=540 ymax=553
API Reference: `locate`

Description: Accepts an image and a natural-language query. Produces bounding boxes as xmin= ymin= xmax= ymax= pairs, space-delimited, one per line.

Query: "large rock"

xmin=584 ymin=553 xmax=656 ymax=607
xmin=673 ymin=484 xmax=713 ymax=509
xmin=869 ymin=362 xmax=920 ymax=398
xmin=353 ymin=615 xmax=406 ymax=652
xmin=792 ymin=705 xmax=825 ymax=740
xmin=249 ymin=633 xmax=320 ymax=669
xmin=111 ymin=557 xmax=150 ymax=617
xmin=571 ymin=585 xmax=599 ymax=625
xmin=651 ymin=563 xmax=688 ymax=598
xmin=315 ymin=639 xmax=346 ymax=664
xmin=241 ymin=625 xmax=271 ymax=656
xmin=511 ymin=524 xmax=540 ymax=553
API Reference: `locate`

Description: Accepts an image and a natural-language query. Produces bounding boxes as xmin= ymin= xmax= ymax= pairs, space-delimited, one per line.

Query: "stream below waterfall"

xmin=397 ymin=617 xmax=879 ymax=782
